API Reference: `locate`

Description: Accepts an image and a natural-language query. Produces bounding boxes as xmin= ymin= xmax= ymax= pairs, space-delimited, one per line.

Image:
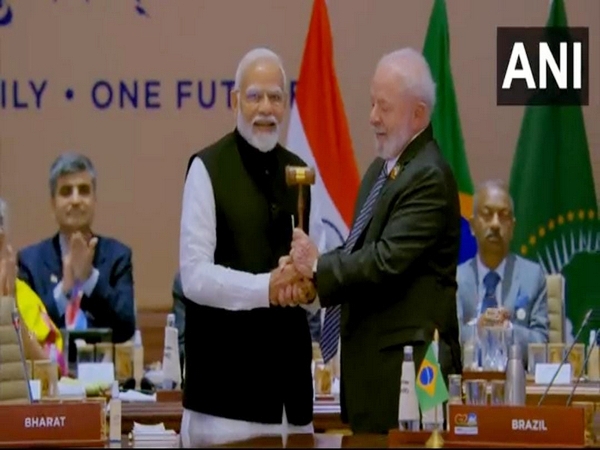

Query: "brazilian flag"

xmin=415 ymin=342 xmax=449 ymax=412
xmin=423 ymin=0 xmax=477 ymax=264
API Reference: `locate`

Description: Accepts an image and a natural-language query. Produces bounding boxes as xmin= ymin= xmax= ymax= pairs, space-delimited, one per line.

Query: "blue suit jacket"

xmin=17 ymin=234 xmax=136 ymax=343
xmin=456 ymin=253 xmax=549 ymax=350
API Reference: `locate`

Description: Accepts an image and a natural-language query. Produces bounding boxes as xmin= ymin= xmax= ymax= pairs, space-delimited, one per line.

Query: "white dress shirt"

xmin=179 ymin=156 xmax=326 ymax=447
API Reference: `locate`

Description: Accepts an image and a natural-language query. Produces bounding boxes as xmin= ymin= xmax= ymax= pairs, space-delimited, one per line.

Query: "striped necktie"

xmin=320 ymin=165 xmax=389 ymax=363
xmin=65 ymin=283 xmax=88 ymax=331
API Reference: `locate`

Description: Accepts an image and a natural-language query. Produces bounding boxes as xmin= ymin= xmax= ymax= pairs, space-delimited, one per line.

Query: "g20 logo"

xmin=454 ymin=412 xmax=477 ymax=426
xmin=0 ymin=0 xmax=150 ymax=27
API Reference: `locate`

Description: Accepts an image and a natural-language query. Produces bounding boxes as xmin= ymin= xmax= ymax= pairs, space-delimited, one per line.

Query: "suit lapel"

xmin=379 ymin=124 xmax=433 ymax=199
xmin=353 ymin=159 xmax=386 ymax=220
xmin=346 ymin=159 xmax=386 ymax=251
xmin=349 ymin=125 xmax=435 ymax=251
xmin=41 ymin=234 xmax=63 ymax=319
xmin=45 ymin=234 xmax=63 ymax=273
xmin=92 ymin=236 xmax=107 ymax=271
xmin=502 ymin=253 xmax=519 ymax=313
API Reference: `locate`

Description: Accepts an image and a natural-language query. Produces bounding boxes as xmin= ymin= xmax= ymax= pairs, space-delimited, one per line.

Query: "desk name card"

xmin=0 ymin=401 xmax=105 ymax=447
xmin=447 ymin=404 xmax=585 ymax=447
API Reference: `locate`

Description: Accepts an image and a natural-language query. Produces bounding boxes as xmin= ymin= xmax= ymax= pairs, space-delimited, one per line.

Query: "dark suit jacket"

xmin=17 ymin=234 xmax=136 ymax=343
xmin=316 ymin=125 xmax=463 ymax=434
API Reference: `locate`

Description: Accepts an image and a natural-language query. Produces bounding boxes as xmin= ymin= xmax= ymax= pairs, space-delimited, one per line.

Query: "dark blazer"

xmin=316 ymin=125 xmax=463 ymax=434
xmin=17 ymin=234 xmax=136 ymax=343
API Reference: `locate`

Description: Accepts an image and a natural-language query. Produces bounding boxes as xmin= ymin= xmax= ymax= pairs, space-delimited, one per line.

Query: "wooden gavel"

xmin=285 ymin=165 xmax=316 ymax=231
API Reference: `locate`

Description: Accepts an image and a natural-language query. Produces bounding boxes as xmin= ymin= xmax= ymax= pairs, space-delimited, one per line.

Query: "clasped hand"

xmin=477 ymin=307 xmax=511 ymax=329
xmin=269 ymin=228 xmax=319 ymax=307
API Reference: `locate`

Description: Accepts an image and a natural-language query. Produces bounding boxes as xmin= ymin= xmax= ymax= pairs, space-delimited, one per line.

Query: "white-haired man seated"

xmin=178 ymin=47 xmax=325 ymax=447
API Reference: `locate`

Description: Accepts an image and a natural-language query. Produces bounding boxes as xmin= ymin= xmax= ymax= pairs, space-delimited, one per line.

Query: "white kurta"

xmin=179 ymin=157 xmax=325 ymax=447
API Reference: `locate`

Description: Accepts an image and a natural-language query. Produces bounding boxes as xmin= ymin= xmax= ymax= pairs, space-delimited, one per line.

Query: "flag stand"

xmin=425 ymin=427 xmax=444 ymax=448
xmin=419 ymin=328 xmax=446 ymax=448
xmin=425 ymin=408 xmax=444 ymax=448
xmin=425 ymin=357 xmax=444 ymax=448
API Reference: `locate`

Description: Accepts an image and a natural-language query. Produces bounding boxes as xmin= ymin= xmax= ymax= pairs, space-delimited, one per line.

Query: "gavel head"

xmin=285 ymin=166 xmax=316 ymax=186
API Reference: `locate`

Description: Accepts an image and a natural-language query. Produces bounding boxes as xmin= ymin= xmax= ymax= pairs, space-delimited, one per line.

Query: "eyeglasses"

xmin=243 ymin=90 xmax=285 ymax=106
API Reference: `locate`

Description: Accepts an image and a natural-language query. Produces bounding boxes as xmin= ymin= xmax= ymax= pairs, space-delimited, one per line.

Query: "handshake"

xmin=268 ymin=228 xmax=319 ymax=307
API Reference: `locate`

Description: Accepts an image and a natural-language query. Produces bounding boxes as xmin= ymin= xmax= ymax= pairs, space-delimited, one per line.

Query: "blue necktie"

xmin=480 ymin=271 xmax=500 ymax=314
xmin=320 ymin=165 xmax=389 ymax=363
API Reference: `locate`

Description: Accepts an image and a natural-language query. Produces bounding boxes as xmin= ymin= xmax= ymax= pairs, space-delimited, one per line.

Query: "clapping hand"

xmin=61 ymin=232 xmax=98 ymax=295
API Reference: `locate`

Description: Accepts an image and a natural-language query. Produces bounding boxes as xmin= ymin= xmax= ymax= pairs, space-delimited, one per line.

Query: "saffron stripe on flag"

xmin=286 ymin=0 xmax=360 ymax=250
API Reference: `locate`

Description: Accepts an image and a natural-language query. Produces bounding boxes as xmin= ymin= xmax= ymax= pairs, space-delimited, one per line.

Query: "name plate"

xmin=447 ymin=404 xmax=585 ymax=447
xmin=0 ymin=401 xmax=105 ymax=447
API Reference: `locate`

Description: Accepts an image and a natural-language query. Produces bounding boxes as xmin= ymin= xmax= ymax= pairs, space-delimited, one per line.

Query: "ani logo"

xmin=0 ymin=0 xmax=150 ymax=27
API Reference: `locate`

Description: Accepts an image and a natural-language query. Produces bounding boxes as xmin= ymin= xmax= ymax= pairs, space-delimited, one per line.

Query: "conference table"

xmin=121 ymin=397 xmax=346 ymax=435
xmin=120 ymin=382 xmax=600 ymax=436
xmin=112 ymin=433 xmax=389 ymax=448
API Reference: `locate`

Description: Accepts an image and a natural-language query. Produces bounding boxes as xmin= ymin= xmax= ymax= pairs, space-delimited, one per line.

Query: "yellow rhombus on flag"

xmin=415 ymin=341 xmax=449 ymax=412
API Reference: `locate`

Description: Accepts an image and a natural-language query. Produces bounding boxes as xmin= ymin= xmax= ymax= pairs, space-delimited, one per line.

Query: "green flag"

xmin=415 ymin=342 xmax=449 ymax=413
xmin=509 ymin=0 xmax=599 ymax=344
xmin=423 ymin=0 xmax=477 ymax=264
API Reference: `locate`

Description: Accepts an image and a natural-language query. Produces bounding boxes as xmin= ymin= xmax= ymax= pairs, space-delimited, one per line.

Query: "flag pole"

xmin=425 ymin=329 xmax=444 ymax=448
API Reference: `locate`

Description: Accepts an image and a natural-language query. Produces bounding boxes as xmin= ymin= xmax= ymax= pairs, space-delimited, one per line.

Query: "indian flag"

xmin=286 ymin=0 xmax=360 ymax=250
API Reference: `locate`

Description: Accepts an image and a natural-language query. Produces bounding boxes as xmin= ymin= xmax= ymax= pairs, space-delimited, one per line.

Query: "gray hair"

xmin=377 ymin=47 xmax=437 ymax=114
xmin=233 ymin=47 xmax=287 ymax=91
xmin=472 ymin=179 xmax=515 ymax=217
xmin=49 ymin=152 xmax=97 ymax=197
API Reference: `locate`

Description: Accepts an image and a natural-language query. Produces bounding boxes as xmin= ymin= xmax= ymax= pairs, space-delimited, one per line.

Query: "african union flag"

xmin=509 ymin=0 xmax=600 ymax=345
xmin=416 ymin=341 xmax=449 ymax=413
xmin=423 ymin=0 xmax=476 ymax=264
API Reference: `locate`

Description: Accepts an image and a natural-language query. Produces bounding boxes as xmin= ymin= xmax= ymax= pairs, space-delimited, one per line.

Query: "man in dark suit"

xmin=17 ymin=153 xmax=135 ymax=344
xmin=286 ymin=48 xmax=463 ymax=434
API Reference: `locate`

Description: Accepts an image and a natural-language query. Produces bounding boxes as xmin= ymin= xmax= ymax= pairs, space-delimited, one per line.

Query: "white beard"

xmin=374 ymin=120 xmax=412 ymax=160
xmin=237 ymin=111 xmax=280 ymax=153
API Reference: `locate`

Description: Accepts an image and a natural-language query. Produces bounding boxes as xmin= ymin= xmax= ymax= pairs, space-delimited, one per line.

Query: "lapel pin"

xmin=390 ymin=166 xmax=400 ymax=180
xmin=516 ymin=308 xmax=526 ymax=321
xmin=50 ymin=274 xmax=58 ymax=284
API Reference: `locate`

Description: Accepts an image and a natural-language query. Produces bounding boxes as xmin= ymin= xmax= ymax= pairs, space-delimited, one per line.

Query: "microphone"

xmin=566 ymin=327 xmax=600 ymax=406
xmin=11 ymin=308 xmax=33 ymax=403
xmin=537 ymin=308 xmax=595 ymax=406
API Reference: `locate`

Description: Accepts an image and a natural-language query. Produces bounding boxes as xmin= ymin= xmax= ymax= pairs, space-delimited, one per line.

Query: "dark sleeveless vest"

xmin=182 ymin=129 xmax=314 ymax=425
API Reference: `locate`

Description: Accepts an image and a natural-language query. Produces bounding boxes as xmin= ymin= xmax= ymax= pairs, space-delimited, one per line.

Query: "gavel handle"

xmin=298 ymin=187 xmax=305 ymax=231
